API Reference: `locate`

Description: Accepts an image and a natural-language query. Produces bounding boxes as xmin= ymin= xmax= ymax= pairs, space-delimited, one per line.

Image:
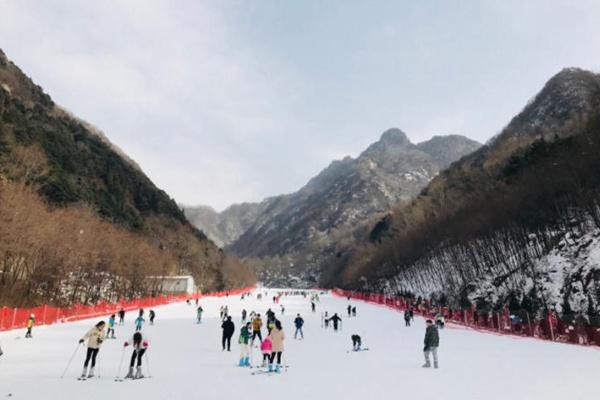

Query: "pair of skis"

xmin=347 ymin=347 xmax=369 ymax=353
xmin=250 ymin=365 xmax=289 ymax=375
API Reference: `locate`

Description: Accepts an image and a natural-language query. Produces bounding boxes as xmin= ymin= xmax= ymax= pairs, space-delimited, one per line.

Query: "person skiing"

xmin=251 ymin=314 xmax=263 ymax=344
xmin=149 ymin=310 xmax=156 ymax=325
xmin=266 ymin=308 xmax=275 ymax=321
xmin=351 ymin=334 xmax=362 ymax=351
xmin=423 ymin=319 xmax=440 ymax=369
xmin=267 ymin=320 xmax=285 ymax=373
xmin=328 ymin=313 xmax=342 ymax=331
xmin=324 ymin=312 xmax=330 ymax=328
xmin=195 ymin=298 xmax=199 ymax=306
xmin=79 ymin=321 xmax=106 ymax=378
xmin=238 ymin=322 xmax=251 ymax=366
xmin=435 ymin=313 xmax=445 ymax=329
xmin=311 ymin=301 xmax=316 ymax=312
xmin=124 ymin=331 xmax=149 ymax=379
xmin=260 ymin=336 xmax=272 ymax=367
xmin=409 ymin=307 xmax=414 ymax=321
xmin=118 ymin=308 xmax=125 ymax=325
xmin=135 ymin=314 xmax=145 ymax=332
xmin=242 ymin=309 xmax=247 ymax=322
xmin=224 ymin=305 xmax=229 ymax=319
xmin=347 ymin=305 xmax=352 ymax=317
xmin=352 ymin=306 xmax=357 ymax=317
xmin=25 ymin=314 xmax=35 ymax=338
xmin=280 ymin=304 xmax=285 ymax=315
xmin=219 ymin=306 xmax=225 ymax=320
xmin=221 ymin=316 xmax=235 ymax=351
xmin=294 ymin=314 xmax=304 ymax=339
xmin=106 ymin=314 xmax=116 ymax=339
xmin=404 ymin=310 xmax=411 ymax=327
xmin=196 ymin=305 xmax=204 ymax=324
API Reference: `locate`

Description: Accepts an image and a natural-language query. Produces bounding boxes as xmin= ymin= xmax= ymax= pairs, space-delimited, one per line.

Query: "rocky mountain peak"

xmin=379 ymin=128 xmax=411 ymax=146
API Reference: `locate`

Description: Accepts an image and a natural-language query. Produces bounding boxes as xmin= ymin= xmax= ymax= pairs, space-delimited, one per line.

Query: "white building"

xmin=148 ymin=275 xmax=196 ymax=294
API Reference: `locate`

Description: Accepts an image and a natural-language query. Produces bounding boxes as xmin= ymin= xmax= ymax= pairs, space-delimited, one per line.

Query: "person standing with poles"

xmin=124 ymin=331 xmax=150 ymax=379
xmin=422 ymin=319 xmax=440 ymax=369
xmin=328 ymin=313 xmax=342 ymax=331
xmin=79 ymin=321 xmax=106 ymax=379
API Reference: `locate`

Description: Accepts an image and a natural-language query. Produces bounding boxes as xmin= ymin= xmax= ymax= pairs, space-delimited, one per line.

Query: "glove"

xmin=79 ymin=339 xmax=84 ymax=344
xmin=142 ymin=341 xmax=149 ymax=348
xmin=124 ymin=342 xmax=129 ymax=347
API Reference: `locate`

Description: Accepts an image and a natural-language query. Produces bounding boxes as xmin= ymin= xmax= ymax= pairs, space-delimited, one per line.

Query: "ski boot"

xmin=238 ymin=358 xmax=245 ymax=367
xmin=134 ymin=366 xmax=144 ymax=379
xmin=244 ymin=357 xmax=250 ymax=366
xmin=124 ymin=366 xmax=134 ymax=379
xmin=422 ymin=362 xmax=431 ymax=368
xmin=80 ymin=367 xmax=88 ymax=379
xmin=87 ymin=367 xmax=95 ymax=378
xmin=434 ymin=361 xmax=439 ymax=369
xmin=268 ymin=363 xmax=273 ymax=372
xmin=275 ymin=364 xmax=281 ymax=373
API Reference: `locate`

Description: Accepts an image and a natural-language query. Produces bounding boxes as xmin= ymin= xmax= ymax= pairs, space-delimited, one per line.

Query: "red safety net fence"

xmin=0 ymin=285 xmax=255 ymax=332
xmin=332 ymin=288 xmax=600 ymax=348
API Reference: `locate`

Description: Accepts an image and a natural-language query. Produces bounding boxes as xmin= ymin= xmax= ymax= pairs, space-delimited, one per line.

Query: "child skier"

xmin=124 ymin=331 xmax=149 ymax=379
xmin=25 ymin=314 xmax=35 ymax=338
xmin=135 ymin=315 xmax=145 ymax=332
xmin=106 ymin=314 xmax=116 ymax=338
xmin=197 ymin=305 xmax=204 ymax=324
xmin=351 ymin=334 xmax=362 ymax=351
xmin=149 ymin=310 xmax=156 ymax=325
xmin=422 ymin=319 xmax=440 ymax=369
xmin=79 ymin=321 xmax=106 ymax=378
xmin=238 ymin=322 xmax=251 ymax=366
xmin=260 ymin=337 xmax=272 ymax=367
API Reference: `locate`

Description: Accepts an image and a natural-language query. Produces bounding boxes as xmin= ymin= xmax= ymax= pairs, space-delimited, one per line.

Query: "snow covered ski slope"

xmin=1 ymin=290 xmax=598 ymax=400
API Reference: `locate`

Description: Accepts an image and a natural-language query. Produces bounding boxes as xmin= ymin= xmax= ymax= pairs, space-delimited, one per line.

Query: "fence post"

xmin=548 ymin=313 xmax=555 ymax=341
xmin=42 ymin=305 xmax=48 ymax=325
xmin=11 ymin=308 xmax=17 ymax=329
xmin=526 ymin=312 xmax=532 ymax=336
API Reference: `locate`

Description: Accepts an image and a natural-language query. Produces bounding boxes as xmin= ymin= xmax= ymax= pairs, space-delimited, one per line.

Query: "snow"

xmin=1 ymin=290 xmax=599 ymax=400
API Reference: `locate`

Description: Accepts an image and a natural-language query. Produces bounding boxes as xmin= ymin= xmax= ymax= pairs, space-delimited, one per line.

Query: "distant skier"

xmin=267 ymin=320 xmax=285 ymax=373
xmin=135 ymin=315 xmax=145 ymax=332
xmin=79 ymin=321 xmax=106 ymax=379
xmin=294 ymin=314 xmax=304 ymax=339
xmin=25 ymin=314 xmax=35 ymax=338
xmin=238 ymin=322 xmax=251 ymax=366
xmin=197 ymin=305 xmax=204 ymax=324
xmin=280 ymin=304 xmax=285 ymax=315
xmin=404 ymin=310 xmax=411 ymax=327
xmin=311 ymin=301 xmax=316 ymax=312
xmin=195 ymin=298 xmax=199 ymax=306
xmin=422 ymin=319 xmax=440 ymax=369
xmin=221 ymin=316 xmax=235 ymax=351
xmin=352 ymin=306 xmax=357 ymax=317
xmin=242 ymin=309 xmax=247 ymax=322
xmin=260 ymin=337 xmax=272 ymax=367
xmin=149 ymin=310 xmax=156 ymax=325
xmin=409 ymin=308 xmax=414 ymax=321
xmin=224 ymin=305 xmax=229 ymax=319
xmin=252 ymin=314 xmax=263 ymax=344
xmin=220 ymin=306 xmax=225 ymax=320
xmin=106 ymin=314 xmax=116 ymax=338
xmin=266 ymin=308 xmax=275 ymax=321
xmin=324 ymin=312 xmax=330 ymax=328
xmin=347 ymin=305 xmax=352 ymax=317
xmin=351 ymin=334 xmax=362 ymax=351
xmin=124 ymin=331 xmax=149 ymax=379
xmin=118 ymin=308 xmax=125 ymax=325
xmin=435 ymin=313 xmax=445 ymax=329
xmin=328 ymin=313 xmax=342 ymax=331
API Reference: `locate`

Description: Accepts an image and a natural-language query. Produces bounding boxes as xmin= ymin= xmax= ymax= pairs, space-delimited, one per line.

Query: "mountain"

xmin=187 ymin=129 xmax=480 ymax=286
xmin=0 ymin=49 xmax=254 ymax=306
xmin=325 ymin=68 xmax=600 ymax=320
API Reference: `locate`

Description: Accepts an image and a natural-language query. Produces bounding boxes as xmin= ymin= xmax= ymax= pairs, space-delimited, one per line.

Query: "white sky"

xmin=1 ymin=0 xmax=600 ymax=211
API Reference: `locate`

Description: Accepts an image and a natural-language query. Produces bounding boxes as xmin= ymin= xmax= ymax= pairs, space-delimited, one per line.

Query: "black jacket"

xmin=221 ymin=320 xmax=235 ymax=336
xmin=424 ymin=325 xmax=439 ymax=348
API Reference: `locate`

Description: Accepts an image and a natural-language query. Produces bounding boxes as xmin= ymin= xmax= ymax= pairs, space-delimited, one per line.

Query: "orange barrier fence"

xmin=332 ymin=288 xmax=600 ymax=348
xmin=0 ymin=285 xmax=255 ymax=332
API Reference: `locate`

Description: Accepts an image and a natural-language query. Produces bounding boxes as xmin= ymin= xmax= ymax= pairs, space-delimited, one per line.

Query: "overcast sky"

xmin=2 ymin=1 xmax=600 ymax=210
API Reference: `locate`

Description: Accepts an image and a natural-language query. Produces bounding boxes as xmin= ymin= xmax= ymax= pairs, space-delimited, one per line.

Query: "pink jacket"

xmin=260 ymin=338 xmax=272 ymax=353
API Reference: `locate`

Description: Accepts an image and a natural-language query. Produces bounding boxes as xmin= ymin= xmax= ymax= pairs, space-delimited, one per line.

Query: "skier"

xmin=224 ymin=305 xmax=229 ymax=319
xmin=347 ymin=305 xmax=352 ymax=317
xmin=404 ymin=310 xmax=411 ymax=327
xmin=242 ymin=309 xmax=247 ymax=322
xmin=409 ymin=307 xmax=414 ymax=321
xmin=435 ymin=313 xmax=445 ymax=329
xmin=422 ymin=319 xmax=440 ymax=369
xmin=149 ymin=310 xmax=156 ymax=325
xmin=78 ymin=321 xmax=106 ymax=379
xmin=267 ymin=320 xmax=285 ymax=373
xmin=260 ymin=336 xmax=272 ymax=367
xmin=135 ymin=314 xmax=145 ymax=332
xmin=118 ymin=308 xmax=125 ymax=325
xmin=106 ymin=314 xmax=116 ymax=339
xmin=280 ymin=304 xmax=285 ymax=315
xmin=311 ymin=301 xmax=316 ymax=312
xmin=251 ymin=314 xmax=263 ymax=344
xmin=196 ymin=305 xmax=204 ymax=324
xmin=238 ymin=322 xmax=251 ymax=366
xmin=351 ymin=334 xmax=362 ymax=351
xmin=124 ymin=331 xmax=149 ymax=379
xmin=324 ymin=312 xmax=330 ymax=328
xmin=25 ymin=314 xmax=35 ymax=338
xmin=266 ymin=308 xmax=275 ymax=321
xmin=195 ymin=298 xmax=199 ymax=306
xmin=294 ymin=314 xmax=304 ymax=339
xmin=221 ymin=316 xmax=235 ymax=351
xmin=219 ymin=306 xmax=225 ymax=320
xmin=352 ymin=306 xmax=357 ymax=317
xmin=328 ymin=313 xmax=342 ymax=331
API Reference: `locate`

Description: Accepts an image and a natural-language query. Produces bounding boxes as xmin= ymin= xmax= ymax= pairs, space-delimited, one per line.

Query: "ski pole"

xmin=60 ymin=342 xmax=82 ymax=379
xmin=115 ymin=346 xmax=126 ymax=379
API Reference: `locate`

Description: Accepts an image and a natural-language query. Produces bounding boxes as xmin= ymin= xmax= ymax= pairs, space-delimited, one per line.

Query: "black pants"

xmin=405 ymin=319 xmax=411 ymax=327
xmin=262 ymin=353 xmax=270 ymax=362
xmin=84 ymin=348 xmax=99 ymax=368
xmin=129 ymin=349 xmax=146 ymax=367
xmin=270 ymin=351 xmax=282 ymax=364
xmin=222 ymin=334 xmax=232 ymax=350
xmin=252 ymin=330 xmax=262 ymax=343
